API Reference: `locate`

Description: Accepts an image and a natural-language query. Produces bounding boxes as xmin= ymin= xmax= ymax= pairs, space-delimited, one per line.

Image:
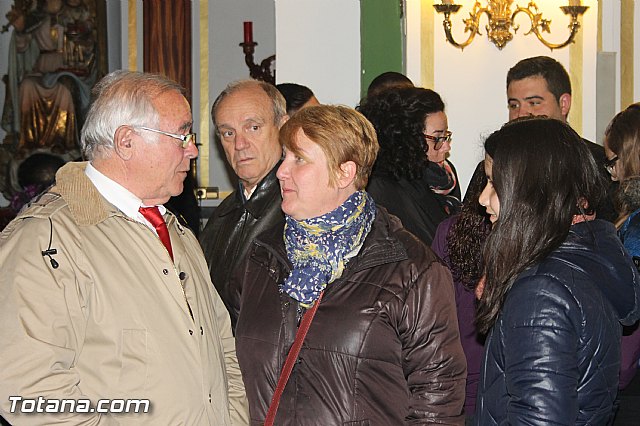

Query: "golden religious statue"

xmin=1 ymin=0 xmax=105 ymax=196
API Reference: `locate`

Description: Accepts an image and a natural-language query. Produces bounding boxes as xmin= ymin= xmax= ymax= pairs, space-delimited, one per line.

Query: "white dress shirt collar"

xmin=85 ymin=162 xmax=166 ymax=230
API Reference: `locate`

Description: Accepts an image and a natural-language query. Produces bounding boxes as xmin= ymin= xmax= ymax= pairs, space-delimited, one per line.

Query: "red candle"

xmin=243 ymin=21 xmax=253 ymax=44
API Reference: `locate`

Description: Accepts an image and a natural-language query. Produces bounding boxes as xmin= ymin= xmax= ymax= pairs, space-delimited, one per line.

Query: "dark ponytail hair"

xmin=476 ymin=117 xmax=606 ymax=334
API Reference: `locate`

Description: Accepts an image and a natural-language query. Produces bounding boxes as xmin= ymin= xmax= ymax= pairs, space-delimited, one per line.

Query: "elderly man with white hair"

xmin=0 ymin=70 xmax=248 ymax=425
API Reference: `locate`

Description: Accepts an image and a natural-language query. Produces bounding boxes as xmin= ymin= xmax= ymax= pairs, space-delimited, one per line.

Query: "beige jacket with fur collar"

xmin=0 ymin=162 xmax=248 ymax=425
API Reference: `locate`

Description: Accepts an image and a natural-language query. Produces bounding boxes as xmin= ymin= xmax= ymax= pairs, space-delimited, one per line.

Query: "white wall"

xmin=210 ymin=1 xmax=275 ymax=98
xmin=275 ymin=0 xmax=361 ymax=107
xmin=600 ymin=0 xmax=621 ymax=109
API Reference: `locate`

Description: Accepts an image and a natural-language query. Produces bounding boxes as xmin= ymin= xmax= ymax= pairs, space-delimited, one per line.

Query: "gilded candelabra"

xmin=433 ymin=1 xmax=589 ymax=50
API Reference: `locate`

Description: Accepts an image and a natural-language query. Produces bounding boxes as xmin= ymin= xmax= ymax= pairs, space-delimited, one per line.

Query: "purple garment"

xmin=432 ymin=215 xmax=484 ymax=416
xmin=620 ymin=324 xmax=640 ymax=389
xmin=619 ymin=209 xmax=640 ymax=389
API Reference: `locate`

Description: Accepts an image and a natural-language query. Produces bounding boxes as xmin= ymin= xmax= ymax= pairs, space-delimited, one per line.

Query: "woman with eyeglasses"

xmin=603 ymin=104 xmax=640 ymax=420
xmin=359 ymin=86 xmax=461 ymax=245
xmin=604 ymin=103 xmax=640 ymax=230
xmin=475 ymin=117 xmax=640 ymax=425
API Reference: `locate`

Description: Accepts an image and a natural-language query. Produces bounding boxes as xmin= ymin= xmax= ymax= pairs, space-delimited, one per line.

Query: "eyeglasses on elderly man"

xmin=135 ymin=126 xmax=196 ymax=149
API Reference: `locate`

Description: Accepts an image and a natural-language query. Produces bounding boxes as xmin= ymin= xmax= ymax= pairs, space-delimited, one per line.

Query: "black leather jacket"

xmin=475 ymin=220 xmax=640 ymax=425
xmin=199 ymin=164 xmax=284 ymax=330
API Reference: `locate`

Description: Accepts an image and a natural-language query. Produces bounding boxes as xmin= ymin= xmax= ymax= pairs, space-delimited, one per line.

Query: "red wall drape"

xmin=143 ymin=0 xmax=192 ymax=103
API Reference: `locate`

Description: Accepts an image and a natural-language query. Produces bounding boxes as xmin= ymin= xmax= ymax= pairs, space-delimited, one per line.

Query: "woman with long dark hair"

xmin=360 ymin=86 xmax=460 ymax=245
xmin=475 ymin=117 xmax=640 ymax=425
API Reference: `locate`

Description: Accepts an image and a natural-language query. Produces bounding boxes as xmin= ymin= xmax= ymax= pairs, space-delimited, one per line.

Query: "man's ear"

xmin=278 ymin=114 xmax=290 ymax=129
xmin=336 ymin=161 xmax=357 ymax=189
xmin=114 ymin=125 xmax=135 ymax=160
xmin=559 ymin=93 xmax=571 ymax=118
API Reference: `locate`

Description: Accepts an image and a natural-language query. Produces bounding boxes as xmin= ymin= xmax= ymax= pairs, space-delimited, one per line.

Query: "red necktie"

xmin=139 ymin=206 xmax=173 ymax=261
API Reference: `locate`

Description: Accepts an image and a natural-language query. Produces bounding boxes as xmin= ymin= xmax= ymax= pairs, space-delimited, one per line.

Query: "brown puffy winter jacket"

xmin=234 ymin=207 xmax=466 ymax=425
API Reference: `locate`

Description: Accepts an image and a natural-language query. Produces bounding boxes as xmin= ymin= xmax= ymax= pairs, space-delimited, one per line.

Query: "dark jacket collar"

xmin=217 ymin=161 xmax=282 ymax=218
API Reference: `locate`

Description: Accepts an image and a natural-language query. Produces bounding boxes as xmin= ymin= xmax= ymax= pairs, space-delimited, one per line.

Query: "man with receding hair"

xmin=200 ymin=80 xmax=288 ymax=331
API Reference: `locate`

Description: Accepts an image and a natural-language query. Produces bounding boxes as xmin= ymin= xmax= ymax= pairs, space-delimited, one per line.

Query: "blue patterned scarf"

xmin=282 ymin=190 xmax=377 ymax=307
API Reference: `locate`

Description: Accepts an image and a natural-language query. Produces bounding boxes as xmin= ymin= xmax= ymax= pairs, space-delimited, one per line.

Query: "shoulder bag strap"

xmin=264 ymin=291 xmax=324 ymax=426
